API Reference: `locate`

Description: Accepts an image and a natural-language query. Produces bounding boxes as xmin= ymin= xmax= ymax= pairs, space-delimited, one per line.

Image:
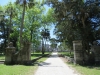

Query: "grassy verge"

xmin=35 ymin=54 xmax=50 ymax=64
xmin=67 ymin=63 xmax=100 ymax=75
xmin=58 ymin=51 xmax=74 ymax=57
xmin=0 ymin=52 xmax=51 ymax=60
xmin=0 ymin=52 xmax=51 ymax=75
xmin=31 ymin=52 xmax=51 ymax=60
xmin=0 ymin=64 xmax=37 ymax=75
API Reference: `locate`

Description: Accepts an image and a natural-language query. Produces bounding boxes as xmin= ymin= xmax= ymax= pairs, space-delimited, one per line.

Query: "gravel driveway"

xmin=34 ymin=52 xmax=79 ymax=75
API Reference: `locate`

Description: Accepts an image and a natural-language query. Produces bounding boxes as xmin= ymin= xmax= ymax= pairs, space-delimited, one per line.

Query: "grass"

xmin=31 ymin=52 xmax=51 ymax=60
xmin=0 ymin=64 xmax=37 ymax=75
xmin=59 ymin=52 xmax=100 ymax=75
xmin=58 ymin=51 xmax=74 ymax=57
xmin=67 ymin=63 xmax=100 ymax=75
xmin=36 ymin=53 xmax=50 ymax=62
xmin=0 ymin=52 xmax=51 ymax=75
xmin=0 ymin=55 xmax=5 ymax=60
xmin=0 ymin=52 xmax=51 ymax=60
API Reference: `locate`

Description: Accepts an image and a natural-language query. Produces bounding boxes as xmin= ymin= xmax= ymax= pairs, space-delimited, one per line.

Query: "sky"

xmin=0 ymin=0 xmax=16 ymax=6
xmin=0 ymin=0 xmax=56 ymax=39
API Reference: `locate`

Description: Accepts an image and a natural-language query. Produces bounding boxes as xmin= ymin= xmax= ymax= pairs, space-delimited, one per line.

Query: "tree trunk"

xmin=30 ymin=30 xmax=33 ymax=41
xmin=42 ymin=38 xmax=44 ymax=54
xmin=8 ymin=14 xmax=12 ymax=43
xmin=20 ymin=0 xmax=26 ymax=50
xmin=81 ymin=17 xmax=90 ymax=54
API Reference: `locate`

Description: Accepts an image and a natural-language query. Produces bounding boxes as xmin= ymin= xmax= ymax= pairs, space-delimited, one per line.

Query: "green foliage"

xmin=0 ymin=0 xmax=56 ymax=53
xmin=44 ymin=8 xmax=55 ymax=24
xmin=41 ymin=8 xmax=55 ymax=28
xmin=10 ymin=27 xmax=19 ymax=38
xmin=46 ymin=0 xmax=100 ymax=51
xmin=50 ymin=38 xmax=57 ymax=48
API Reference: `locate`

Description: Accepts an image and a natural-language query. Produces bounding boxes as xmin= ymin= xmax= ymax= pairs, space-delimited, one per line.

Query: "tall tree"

xmin=40 ymin=8 xmax=55 ymax=54
xmin=5 ymin=2 xmax=17 ymax=43
xmin=15 ymin=0 xmax=35 ymax=50
xmin=46 ymin=0 xmax=100 ymax=53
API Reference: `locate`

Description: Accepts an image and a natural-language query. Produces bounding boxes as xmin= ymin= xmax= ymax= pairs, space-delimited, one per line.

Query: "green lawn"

xmin=58 ymin=51 xmax=74 ymax=57
xmin=31 ymin=52 xmax=51 ymax=60
xmin=0 ymin=64 xmax=37 ymax=75
xmin=68 ymin=64 xmax=100 ymax=75
xmin=0 ymin=52 xmax=51 ymax=75
xmin=0 ymin=52 xmax=51 ymax=60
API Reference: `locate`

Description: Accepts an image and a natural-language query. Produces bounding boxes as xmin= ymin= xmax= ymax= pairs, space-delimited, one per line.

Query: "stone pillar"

xmin=22 ymin=43 xmax=31 ymax=62
xmin=17 ymin=42 xmax=31 ymax=64
xmin=91 ymin=41 xmax=100 ymax=64
xmin=73 ymin=40 xmax=83 ymax=65
xmin=5 ymin=42 xmax=15 ymax=65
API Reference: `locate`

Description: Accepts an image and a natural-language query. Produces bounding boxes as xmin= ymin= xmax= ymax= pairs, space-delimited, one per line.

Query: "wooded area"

xmin=0 ymin=0 xmax=54 ymax=54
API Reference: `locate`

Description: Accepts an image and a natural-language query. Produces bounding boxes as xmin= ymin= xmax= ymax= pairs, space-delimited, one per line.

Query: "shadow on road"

xmin=38 ymin=62 xmax=51 ymax=66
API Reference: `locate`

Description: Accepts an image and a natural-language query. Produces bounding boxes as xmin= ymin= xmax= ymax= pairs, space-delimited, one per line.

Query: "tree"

xmin=5 ymin=2 xmax=17 ymax=43
xmin=45 ymin=0 xmax=100 ymax=53
xmin=41 ymin=29 xmax=50 ymax=54
xmin=40 ymin=8 xmax=55 ymax=54
xmin=0 ymin=6 xmax=9 ymax=53
xmin=50 ymin=38 xmax=57 ymax=51
xmin=24 ymin=2 xmax=45 ymax=53
xmin=15 ymin=0 xmax=35 ymax=50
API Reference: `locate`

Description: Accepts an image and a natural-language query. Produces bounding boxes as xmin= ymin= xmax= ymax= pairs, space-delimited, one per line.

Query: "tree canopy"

xmin=45 ymin=0 xmax=100 ymax=52
xmin=0 ymin=0 xmax=55 ymax=53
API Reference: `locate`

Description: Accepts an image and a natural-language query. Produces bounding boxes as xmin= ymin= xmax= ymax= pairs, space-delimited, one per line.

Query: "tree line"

xmin=45 ymin=0 xmax=100 ymax=53
xmin=0 ymin=0 xmax=54 ymax=53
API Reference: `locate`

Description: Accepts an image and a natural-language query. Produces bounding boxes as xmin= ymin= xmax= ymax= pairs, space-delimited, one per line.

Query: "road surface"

xmin=34 ymin=52 xmax=79 ymax=75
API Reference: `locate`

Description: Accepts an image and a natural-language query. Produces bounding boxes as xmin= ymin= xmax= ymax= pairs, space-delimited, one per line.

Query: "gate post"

xmin=73 ymin=40 xmax=83 ymax=65
xmin=5 ymin=42 xmax=15 ymax=65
